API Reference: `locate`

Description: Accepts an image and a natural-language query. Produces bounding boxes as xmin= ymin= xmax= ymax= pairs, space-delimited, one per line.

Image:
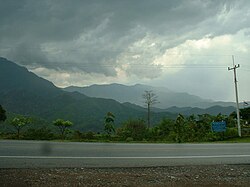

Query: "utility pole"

xmin=228 ymin=55 xmax=241 ymax=137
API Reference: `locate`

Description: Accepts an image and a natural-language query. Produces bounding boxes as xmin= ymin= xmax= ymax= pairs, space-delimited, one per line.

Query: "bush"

xmin=224 ymin=128 xmax=238 ymax=138
xmin=205 ymin=132 xmax=220 ymax=141
xmin=24 ymin=127 xmax=55 ymax=140
xmin=126 ymin=137 xmax=133 ymax=142
xmin=72 ymin=130 xmax=82 ymax=140
xmin=204 ymin=128 xmax=238 ymax=141
xmin=117 ymin=119 xmax=147 ymax=141
xmin=83 ymin=131 xmax=95 ymax=140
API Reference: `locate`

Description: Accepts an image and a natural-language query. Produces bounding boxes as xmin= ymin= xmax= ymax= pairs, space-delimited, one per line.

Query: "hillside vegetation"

xmin=1 ymin=57 xmax=249 ymax=142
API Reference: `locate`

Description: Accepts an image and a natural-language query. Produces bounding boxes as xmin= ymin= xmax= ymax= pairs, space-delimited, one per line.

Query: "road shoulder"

xmin=0 ymin=164 xmax=249 ymax=186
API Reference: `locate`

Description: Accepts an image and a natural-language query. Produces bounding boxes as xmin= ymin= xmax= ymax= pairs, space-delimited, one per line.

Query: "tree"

xmin=158 ymin=118 xmax=175 ymax=139
xmin=142 ymin=90 xmax=158 ymax=128
xmin=0 ymin=105 xmax=7 ymax=123
xmin=10 ymin=116 xmax=30 ymax=139
xmin=53 ymin=119 xmax=73 ymax=139
xmin=174 ymin=114 xmax=185 ymax=143
xmin=104 ymin=112 xmax=115 ymax=135
xmin=118 ymin=119 xmax=147 ymax=141
xmin=240 ymin=107 xmax=250 ymax=125
xmin=230 ymin=107 xmax=250 ymax=125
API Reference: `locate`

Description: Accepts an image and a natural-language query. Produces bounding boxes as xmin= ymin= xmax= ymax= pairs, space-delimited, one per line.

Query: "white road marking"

xmin=0 ymin=155 xmax=250 ymax=159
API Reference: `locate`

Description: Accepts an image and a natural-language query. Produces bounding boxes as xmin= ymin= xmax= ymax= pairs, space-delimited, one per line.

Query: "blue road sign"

xmin=212 ymin=121 xmax=227 ymax=132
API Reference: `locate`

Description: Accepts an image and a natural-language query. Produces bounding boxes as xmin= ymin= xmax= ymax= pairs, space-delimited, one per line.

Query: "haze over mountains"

xmin=64 ymin=84 xmax=235 ymax=109
xmin=0 ymin=57 xmax=237 ymax=131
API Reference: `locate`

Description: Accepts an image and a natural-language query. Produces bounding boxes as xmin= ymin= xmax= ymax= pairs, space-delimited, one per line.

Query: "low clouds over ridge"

xmin=0 ymin=0 xmax=250 ymax=101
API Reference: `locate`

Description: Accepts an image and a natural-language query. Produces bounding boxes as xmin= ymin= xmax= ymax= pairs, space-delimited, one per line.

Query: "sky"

xmin=0 ymin=0 xmax=249 ymax=102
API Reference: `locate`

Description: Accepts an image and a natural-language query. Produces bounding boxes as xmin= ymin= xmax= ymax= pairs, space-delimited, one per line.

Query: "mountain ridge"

xmin=63 ymin=83 xmax=235 ymax=109
xmin=0 ymin=57 xmax=176 ymax=131
xmin=0 ymin=57 xmax=237 ymax=132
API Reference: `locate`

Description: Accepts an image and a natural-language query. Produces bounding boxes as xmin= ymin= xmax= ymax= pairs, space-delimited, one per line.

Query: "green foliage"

xmin=104 ymin=112 xmax=115 ymax=135
xmin=53 ymin=119 xmax=73 ymax=139
xmin=24 ymin=127 xmax=55 ymax=140
xmin=84 ymin=131 xmax=95 ymax=140
xmin=10 ymin=116 xmax=31 ymax=139
xmin=72 ymin=130 xmax=83 ymax=140
xmin=224 ymin=128 xmax=238 ymax=138
xmin=205 ymin=128 xmax=238 ymax=141
xmin=0 ymin=107 xmax=246 ymax=142
xmin=229 ymin=107 xmax=250 ymax=128
xmin=0 ymin=105 xmax=7 ymax=122
xmin=126 ymin=137 xmax=134 ymax=142
xmin=173 ymin=114 xmax=185 ymax=143
xmin=186 ymin=114 xmax=211 ymax=142
xmin=147 ymin=118 xmax=175 ymax=141
xmin=230 ymin=107 xmax=250 ymax=121
xmin=164 ymin=113 xmax=223 ymax=142
xmin=158 ymin=118 xmax=174 ymax=137
xmin=213 ymin=113 xmax=227 ymax=121
xmin=114 ymin=113 xmax=240 ymax=143
xmin=240 ymin=107 xmax=250 ymax=121
xmin=117 ymin=119 xmax=147 ymax=141
xmin=72 ymin=130 xmax=95 ymax=141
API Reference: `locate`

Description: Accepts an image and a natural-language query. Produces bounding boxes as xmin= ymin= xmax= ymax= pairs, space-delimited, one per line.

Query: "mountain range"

xmin=0 ymin=57 xmax=237 ymax=131
xmin=64 ymin=83 xmax=235 ymax=109
xmin=0 ymin=57 xmax=175 ymax=131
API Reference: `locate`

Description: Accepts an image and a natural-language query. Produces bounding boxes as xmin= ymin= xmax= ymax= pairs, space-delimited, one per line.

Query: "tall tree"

xmin=104 ymin=112 xmax=115 ymax=135
xmin=53 ymin=119 xmax=73 ymax=139
xmin=174 ymin=114 xmax=185 ymax=143
xmin=142 ymin=90 xmax=158 ymax=128
xmin=0 ymin=105 xmax=7 ymax=123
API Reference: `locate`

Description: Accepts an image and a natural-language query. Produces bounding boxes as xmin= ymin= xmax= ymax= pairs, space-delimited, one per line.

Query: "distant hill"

xmin=0 ymin=57 xmax=237 ymax=132
xmin=64 ymin=84 xmax=235 ymax=108
xmin=126 ymin=102 xmax=236 ymax=116
xmin=163 ymin=105 xmax=236 ymax=116
xmin=0 ymin=57 xmax=176 ymax=131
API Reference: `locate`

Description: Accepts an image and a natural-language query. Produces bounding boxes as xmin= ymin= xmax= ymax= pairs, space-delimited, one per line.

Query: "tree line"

xmin=1 ymin=104 xmax=249 ymax=142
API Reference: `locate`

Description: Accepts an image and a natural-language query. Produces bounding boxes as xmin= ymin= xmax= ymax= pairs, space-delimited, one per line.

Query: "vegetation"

xmin=104 ymin=112 xmax=115 ymax=135
xmin=0 ymin=106 xmax=249 ymax=143
xmin=0 ymin=105 xmax=7 ymax=123
xmin=10 ymin=116 xmax=31 ymax=139
xmin=117 ymin=119 xmax=147 ymax=141
xmin=53 ymin=119 xmax=73 ymax=139
xmin=230 ymin=107 xmax=250 ymax=126
xmin=24 ymin=127 xmax=55 ymax=140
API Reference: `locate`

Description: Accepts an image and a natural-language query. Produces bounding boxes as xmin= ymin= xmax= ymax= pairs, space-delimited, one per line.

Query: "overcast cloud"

xmin=0 ymin=0 xmax=249 ymax=102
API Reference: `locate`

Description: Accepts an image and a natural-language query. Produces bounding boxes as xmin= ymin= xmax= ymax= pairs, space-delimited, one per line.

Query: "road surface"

xmin=0 ymin=140 xmax=249 ymax=168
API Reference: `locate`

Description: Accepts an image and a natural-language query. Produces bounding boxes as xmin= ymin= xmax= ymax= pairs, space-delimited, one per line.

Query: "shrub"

xmin=83 ymin=131 xmax=95 ymax=140
xmin=224 ymin=128 xmax=238 ymax=138
xmin=24 ymin=127 xmax=55 ymax=140
xmin=126 ymin=137 xmax=133 ymax=142
xmin=118 ymin=119 xmax=147 ymax=141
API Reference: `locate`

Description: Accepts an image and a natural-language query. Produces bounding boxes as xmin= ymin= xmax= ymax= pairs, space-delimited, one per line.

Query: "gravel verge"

xmin=0 ymin=164 xmax=250 ymax=187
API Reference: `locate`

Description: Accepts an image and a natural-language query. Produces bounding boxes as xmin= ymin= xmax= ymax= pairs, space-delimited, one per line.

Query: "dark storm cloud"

xmin=0 ymin=0 xmax=102 ymax=41
xmin=0 ymin=0 xmax=250 ymax=76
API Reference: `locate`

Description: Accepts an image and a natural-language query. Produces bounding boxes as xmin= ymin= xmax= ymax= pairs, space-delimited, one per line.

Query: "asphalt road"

xmin=0 ymin=140 xmax=250 ymax=168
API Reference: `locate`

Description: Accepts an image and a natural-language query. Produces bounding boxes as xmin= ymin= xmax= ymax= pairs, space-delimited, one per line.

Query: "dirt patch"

xmin=0 ymin=165 xmax=250 ymax=187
